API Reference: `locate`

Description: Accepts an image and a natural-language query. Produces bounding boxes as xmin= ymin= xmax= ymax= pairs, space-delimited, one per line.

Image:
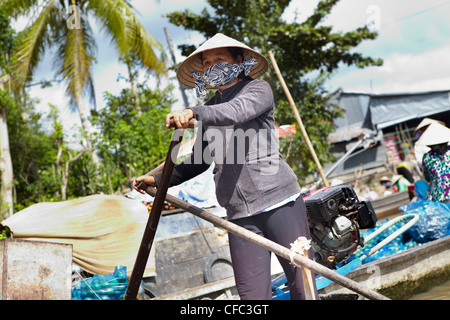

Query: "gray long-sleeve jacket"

xmin=154 ymin=77 xmax=301 ymax=220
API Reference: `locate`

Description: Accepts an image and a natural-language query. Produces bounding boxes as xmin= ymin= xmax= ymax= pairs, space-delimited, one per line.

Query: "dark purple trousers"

xmin=228 ymin=196 xmax=318 ymax=300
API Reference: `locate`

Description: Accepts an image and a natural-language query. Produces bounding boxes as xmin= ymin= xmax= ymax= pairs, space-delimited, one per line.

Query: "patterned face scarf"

xmin=192 ymin=57 xmax=258 ymax=99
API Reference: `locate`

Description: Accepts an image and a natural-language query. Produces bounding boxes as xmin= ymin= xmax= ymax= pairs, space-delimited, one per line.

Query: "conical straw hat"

xmin=416 ymin=122 xmax=450 ymax=146
xmin=176 ymin=33 xmax=269 ymax=88
xmin=414 ymin=118 xmax=445 ymax=135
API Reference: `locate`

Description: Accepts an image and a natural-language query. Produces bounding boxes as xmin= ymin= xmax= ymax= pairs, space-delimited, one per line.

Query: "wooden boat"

xmin=318 ymin=235 xmax=450 ymax=300
xmin=143 ymin=209 xmax=235 ymax=299
xmin=148 ymin=234 xmax=450 ymax=300
xmin=144 ymin=189 xmax=448 ymax=300
xmin=371 ymin=191 xmax=411 ymax=220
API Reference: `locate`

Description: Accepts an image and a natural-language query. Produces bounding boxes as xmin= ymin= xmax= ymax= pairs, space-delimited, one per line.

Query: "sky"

xmin=12 ymin=0 xmax=450 ymax=141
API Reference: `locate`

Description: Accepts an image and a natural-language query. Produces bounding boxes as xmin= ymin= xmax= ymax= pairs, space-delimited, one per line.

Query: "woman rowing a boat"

xmin=133 ymin=33 xmax=318 ymax=300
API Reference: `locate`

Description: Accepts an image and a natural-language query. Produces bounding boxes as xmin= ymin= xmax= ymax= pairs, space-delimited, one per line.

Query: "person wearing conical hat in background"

xmin=417 ymin=123 xmax=450 ymax=203
xmin=391 ymin=174 xmax=411 ymax=193
xmin=413 ymin=118 xmax=446 ymax=168
xmin=133 ymin=34 xmax=317 ymax=300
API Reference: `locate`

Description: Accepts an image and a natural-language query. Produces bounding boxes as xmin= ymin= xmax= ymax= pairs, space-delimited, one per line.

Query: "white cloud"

xmin=283 ymin=0 xmax=450 ymax=94
xmin=10 ymin=15 xmax=29 ymax=31
xmin=131 ymin=0 xmax=206 ymax=16
xmin=329 ymin=42 xmax=450 ymax=93
xmin=93 ymin=62 xmax=129 ymax=106
xmin=375 ymin=44 xmax=450 ymax=93
xmin=282 ymin=0 xmax=318 ymax=24
xmin=28 ymin=81 xmax=83 ymax=148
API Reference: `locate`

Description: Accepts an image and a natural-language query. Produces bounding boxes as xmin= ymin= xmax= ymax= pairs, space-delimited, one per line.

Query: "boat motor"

xmin=304 ymin=185 xmax=377 ymax=269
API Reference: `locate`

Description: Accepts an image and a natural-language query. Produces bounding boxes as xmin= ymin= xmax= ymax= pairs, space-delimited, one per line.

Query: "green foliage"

xmin=5 ymin=83 xmax=176 ymax=210
xmin=0 ymin=2 xmax=176 ymax=211
xmin=3 ymin=0 xmax=168 ymax=166
xmin=0 ymin=6 xmax=16 ymax=76
xmin=4 ymin=0 xmax=167 ymax=98
xmin=0 ymin=224 xmax=11 ymax=240
xmin=166 ymin=0 xmax=382 ymax=182
xmin=4 ymin=92 xmax=62 ymax=210
xmin=0 ymin=6 xmax=66 ymax=210
xmin=92 ymin=84 xmax=175 ymax=194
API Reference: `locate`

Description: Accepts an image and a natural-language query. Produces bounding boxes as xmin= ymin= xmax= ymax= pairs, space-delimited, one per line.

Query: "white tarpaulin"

xmin=2 ymin=195 xmax=156 ymax=278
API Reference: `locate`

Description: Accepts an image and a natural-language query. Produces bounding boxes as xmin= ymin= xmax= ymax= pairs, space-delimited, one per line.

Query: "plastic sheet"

xmin=351 ymin=200 xmax=450 ymax=264
xmin=126 ymin=166 xmax=219 ymax=209
xmin=72 ymin=266 xmax=144 ymax=300
xmin=414 ymin=180 xmax=429 ymax=201
xmin=400 ymin=201 xmax=450 ymax=243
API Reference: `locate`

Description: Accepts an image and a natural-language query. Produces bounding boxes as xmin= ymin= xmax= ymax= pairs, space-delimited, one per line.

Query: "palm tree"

xmin=2 ymin=0 xmax=167 ymax=162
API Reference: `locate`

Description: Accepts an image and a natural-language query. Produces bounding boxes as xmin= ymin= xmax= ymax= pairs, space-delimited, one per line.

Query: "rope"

xmin=289 ymin=236 xmax=312 ymax=267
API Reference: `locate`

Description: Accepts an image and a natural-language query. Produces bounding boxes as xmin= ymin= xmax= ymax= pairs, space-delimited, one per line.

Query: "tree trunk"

xmin=75 ymin=92 xmax=99 ymax=164
xmin=55 ymin=141 xmax=85 ymax=200
xmin=61 ymin=161 xmax=69 ymax=200
xmin=126 ymin=59 xmax=141 ymax=115
xmin=0 ymin=107 xmax=14 ymax=218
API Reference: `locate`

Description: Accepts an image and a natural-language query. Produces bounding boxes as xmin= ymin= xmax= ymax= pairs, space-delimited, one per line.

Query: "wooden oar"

xmin=123 ymin=129 xmax=184 ymax=300
xmin=137 ymin=186 xmax=389 ymax=300
xmin=124 ymin=117 xmax=388 ymax=300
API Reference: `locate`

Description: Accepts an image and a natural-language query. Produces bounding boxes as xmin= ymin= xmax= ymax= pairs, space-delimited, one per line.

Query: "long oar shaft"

xmin=124 ymin=131 xmax=184 ymax=300
xmin=140 ymin=186 xmax=389 ymax=300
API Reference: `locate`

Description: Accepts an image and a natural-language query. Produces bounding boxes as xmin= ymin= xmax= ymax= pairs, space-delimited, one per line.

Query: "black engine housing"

xmin=304 ymin=185 xmax=377 ymax=268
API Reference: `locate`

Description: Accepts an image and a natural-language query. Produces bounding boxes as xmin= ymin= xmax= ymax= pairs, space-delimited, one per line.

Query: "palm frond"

xmin=11 ymin=0 xmax=58 ymax=91
xmin=87 ymin=0 xmax=166 ymax=76
xmin=0 ymin=0 xmax=41 ymax=19
xmin=125 ymin=14 xmax=167 ymax=76
xmin=54 ymin=15 xmax=96 ymax=110
xmin=86 ymin=0 xmax=130 ymax=51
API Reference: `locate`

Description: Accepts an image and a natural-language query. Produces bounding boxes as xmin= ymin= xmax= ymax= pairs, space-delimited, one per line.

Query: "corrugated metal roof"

xmin=329 ymin=89 xmax=450 ymax=141
xmin=370 ymin=90 xmax=450 ymax=129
